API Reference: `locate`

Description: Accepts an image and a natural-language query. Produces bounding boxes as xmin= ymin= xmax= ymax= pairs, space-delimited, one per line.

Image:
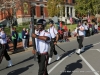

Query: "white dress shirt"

xmin=47 ymin=26 xmax=58 ymax=38
xmin=0 ymin=31 xmax=7 ymax=44
xmin=75 ymin=25 xmax=85 ymax=36
xmin=36 ymin=30 xmax=51 ymax=53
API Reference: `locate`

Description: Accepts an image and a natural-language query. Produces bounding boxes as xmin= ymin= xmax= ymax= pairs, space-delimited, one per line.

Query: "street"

xmin=0 ymin=33 xmax=100 ymax=75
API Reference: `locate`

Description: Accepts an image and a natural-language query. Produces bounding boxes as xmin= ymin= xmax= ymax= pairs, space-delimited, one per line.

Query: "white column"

xmin=72 ymin=7 xmax=75 ymax=17
xmin=65 ymin=6 xmax=67 ymax=23
xmin=65 ymin=6 xmax=67 ymax=18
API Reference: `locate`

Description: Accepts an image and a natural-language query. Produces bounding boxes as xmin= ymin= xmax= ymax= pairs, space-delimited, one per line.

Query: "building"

xmin=0 ymin=0 xmax=76 ymax=24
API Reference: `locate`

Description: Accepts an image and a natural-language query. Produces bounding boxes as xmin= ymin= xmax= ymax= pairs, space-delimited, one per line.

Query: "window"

xmin=63 ymin=6 xmax=65 ymax=17
xmin=33 ymin=6 xmax=36 ymax=15
xmin=67 ymin=7 xmax=69 ymax=17
xmin=30 ymin=6 xmax=36 ymax=16
xmin=43 ymin=0 xmax=47 ymax=2
xmin=36 ymin=0 xmax=40 ymax=1
xmin=66 ymin=0 xmax=68 ymax=3
xmin=40 ymin=6 xmax=44 ymax=16
xmin=72 ymin=0 xmax=75 ymax=3
xmin=71 ymin=7 xmax=73 ymax=16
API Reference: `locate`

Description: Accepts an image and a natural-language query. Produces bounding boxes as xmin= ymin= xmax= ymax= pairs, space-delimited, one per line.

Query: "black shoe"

xmin=76 ymin=53 xmax=80 ymax=55
xmin=6 ymin=65 xmax=13 ymax=68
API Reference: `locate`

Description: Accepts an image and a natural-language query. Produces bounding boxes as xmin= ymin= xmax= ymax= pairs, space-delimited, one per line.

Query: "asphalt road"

xmin=0 ymin=33 xmax=100 ymax=75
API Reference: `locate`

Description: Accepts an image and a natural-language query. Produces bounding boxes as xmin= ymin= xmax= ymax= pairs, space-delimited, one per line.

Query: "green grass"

xmin=66 ymin=24 xmax=77 ymax=31
xmin=45 ymin=24 xmax=77 ymax=31
xmin=4 ymin=24 xmax=77 ymax=35
xmin=4 ymin=25 xmax=29 ymax=35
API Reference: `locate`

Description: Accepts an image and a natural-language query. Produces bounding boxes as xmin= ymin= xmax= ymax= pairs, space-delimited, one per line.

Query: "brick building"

xmin=0 ymin=0 xmax=76 ymax=24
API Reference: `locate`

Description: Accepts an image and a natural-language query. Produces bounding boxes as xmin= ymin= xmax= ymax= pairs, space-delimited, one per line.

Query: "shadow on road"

xmin=0 ymin=56 xmax=34 ymax=71
xmin=60 ymin=49 xmax=76 ymax=59
xmin=60 ymin=59 xmax=82 ymax=75
xmin=13 ymin=56 xmax=34 ymax=66
xmin=48 ymin=49 xmax=76 ymax=65
xmin=48 ymin=44 xmax=94 ymax=65
xmin=81 ymin=44 xmax=94 ymax=54
xmin=7 ymin=64 xmax=34 ymax=75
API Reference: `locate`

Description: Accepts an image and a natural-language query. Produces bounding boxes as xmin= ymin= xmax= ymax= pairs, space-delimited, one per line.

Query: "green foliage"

xmin=75 ymin=0 xmax=100 ymax=16
xmin=19 ymin=21 xmax=30 ymax=26
xmin=47 ymin=0 xmax=64 ymax=17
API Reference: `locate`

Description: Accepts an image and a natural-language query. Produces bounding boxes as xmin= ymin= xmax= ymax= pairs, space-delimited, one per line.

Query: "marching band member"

xmin=47 ymin=20 xmax=60 ymax=64
xmin=0 ymin=28 xmax=13 ymax=68
xmin=32 ymin=19 xmax=51 ymax=75
xmin=74 ymin=22 xmax=85 ymax=55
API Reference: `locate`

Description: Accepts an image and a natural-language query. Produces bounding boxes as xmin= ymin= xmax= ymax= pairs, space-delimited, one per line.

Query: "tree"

xmin=47 ymin=0 xmax=64 ymax=17
xmin=75 ymin=0 xmax=100 ymax=17
xmin=0 ymin=0 xmax=26 ymax=33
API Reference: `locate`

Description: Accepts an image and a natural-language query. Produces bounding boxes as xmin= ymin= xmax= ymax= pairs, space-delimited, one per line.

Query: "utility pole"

xmin=31 ymin=6 xmax=37 ymax=61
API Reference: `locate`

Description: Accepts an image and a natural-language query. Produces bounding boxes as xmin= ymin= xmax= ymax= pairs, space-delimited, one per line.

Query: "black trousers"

xmin=77 ymin=36 xmax=84 ymax=49
xmin=12 ymin=39 xmax=17 ymax=51
xmin=0 ymin=44 xmax=11 ymax=63
xmin=4 ymin=47 xmax=11 ymax=61
xmin=49 ymin=41 xmax=57 ymax=58
xmin=85 ymin=30 xmax=89 ymax=37
xmin=38 ymin=54 xmax=49 ymax=75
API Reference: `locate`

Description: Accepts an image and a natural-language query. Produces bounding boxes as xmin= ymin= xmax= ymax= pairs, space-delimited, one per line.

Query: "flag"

xmin=69 ymin=15 xmax=73 ymax=24
xmin=87 ymin=13 xmax=90 ymax=23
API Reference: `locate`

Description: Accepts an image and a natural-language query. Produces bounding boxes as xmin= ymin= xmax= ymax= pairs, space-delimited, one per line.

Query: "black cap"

xmin=49 ymin=20 xmax=54 ymax=24
xmin=37 ymin=19 xmax=46 ymax=26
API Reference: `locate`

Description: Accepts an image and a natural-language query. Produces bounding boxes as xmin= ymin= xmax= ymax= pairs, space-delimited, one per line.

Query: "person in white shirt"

xmin=47 ymin=20 xmax=60 ymax=64
xmin=94 ymin=22 xmax=98 ymax=33
xmin=0 ymin=28 xmax=13 ymax=68
xmin=74 ymin=22 xmax=85 ymax=55
xmin=32 ymin=19 xmax=51 ymax=75
xmin=84 ymin=23 xmax=89 ymax=37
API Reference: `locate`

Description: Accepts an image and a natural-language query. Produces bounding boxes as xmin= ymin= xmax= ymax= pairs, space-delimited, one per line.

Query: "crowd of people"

xmin=57 ymin=21 xmax=99 ymax=43
xmin=5 ymin=20 xmax=99 ymax=53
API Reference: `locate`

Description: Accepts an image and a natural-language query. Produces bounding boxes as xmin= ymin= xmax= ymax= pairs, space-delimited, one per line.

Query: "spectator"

xmin=91 ymin=23 xmax=95 ymax=35
xmin=11 ymin=28 xmax=18 ymax=52
xmin=63 ymin=30 xmax=69 ymax=42
xmin=84 ymin=23 xmax=89 ymax=37
xmin=94 ymin=22 xmax=98 ymax=34
xmin=68 ymin=29 xmax=71 ymax=37
xmin=26 ymin=29 xmax=29 ymax=47
xmin=58 ymin=29 xmax=63 ymax=42
xmin=22 ymin=28 xmax=28 ymax=50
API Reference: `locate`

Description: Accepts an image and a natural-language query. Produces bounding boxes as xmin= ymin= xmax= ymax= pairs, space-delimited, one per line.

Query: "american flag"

xmin=69 ymin=15 xmax=73 ymax=24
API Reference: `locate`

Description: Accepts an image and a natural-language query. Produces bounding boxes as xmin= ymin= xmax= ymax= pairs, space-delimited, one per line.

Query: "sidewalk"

xmin=8 ymin=36 xmax=76 ymax=55
xmin=8 ymin=41 xmax=33 ymax=55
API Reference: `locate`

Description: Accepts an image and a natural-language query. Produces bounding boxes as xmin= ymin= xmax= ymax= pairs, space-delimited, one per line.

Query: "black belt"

xmin=40 ymin=52 xmax=48 ymax=55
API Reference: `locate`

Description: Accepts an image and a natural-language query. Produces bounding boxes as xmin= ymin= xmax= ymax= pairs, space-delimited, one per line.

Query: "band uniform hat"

xmin=37 ymin=19 xmax=46 ymax=26
xmin=49 ymin=20 xmax=54 ymax=24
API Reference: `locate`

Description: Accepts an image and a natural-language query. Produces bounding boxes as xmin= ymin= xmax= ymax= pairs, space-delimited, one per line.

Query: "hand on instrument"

xmin=32 ymin=50 xmax=36 ymax=54
xmin=54 ymin=41 xmax=57 ymax=45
